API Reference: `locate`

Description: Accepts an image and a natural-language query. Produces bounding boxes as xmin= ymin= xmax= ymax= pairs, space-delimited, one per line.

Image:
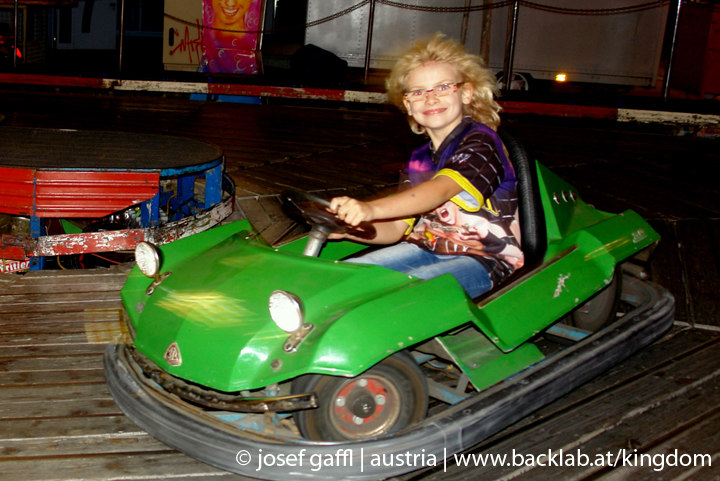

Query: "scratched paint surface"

xmin=0 ymin=194 xmax=234 ymax=260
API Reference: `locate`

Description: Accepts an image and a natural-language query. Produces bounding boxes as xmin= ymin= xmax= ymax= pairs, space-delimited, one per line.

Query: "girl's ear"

xmin=461 ymin=83 xmax=474 ymax=104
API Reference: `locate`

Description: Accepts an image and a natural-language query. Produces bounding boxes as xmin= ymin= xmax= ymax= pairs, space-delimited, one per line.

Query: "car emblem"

xmin=164 ymin=342 xmax=182 ymax=366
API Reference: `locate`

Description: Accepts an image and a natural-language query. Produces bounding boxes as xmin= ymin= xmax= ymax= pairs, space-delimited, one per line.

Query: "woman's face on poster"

xmin=212 ymin=0 xmax=254 ymax=28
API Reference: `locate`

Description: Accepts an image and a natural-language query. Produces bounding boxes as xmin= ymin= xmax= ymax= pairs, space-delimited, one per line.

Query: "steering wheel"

xmin=282 ymin=191 xmax=348 ymax=235
xmin=281 ymin=190 xmax=376 ymax=257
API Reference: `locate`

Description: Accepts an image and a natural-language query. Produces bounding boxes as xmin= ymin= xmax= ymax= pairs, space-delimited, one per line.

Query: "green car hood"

xmin=126 ymin=227 xmax=431 ymax=392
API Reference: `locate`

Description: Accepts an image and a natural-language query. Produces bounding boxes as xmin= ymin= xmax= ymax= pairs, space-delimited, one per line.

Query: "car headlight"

xmin=269 ymin=290 xmax=303 ymax=333
xmin=135 ymin=241 xmax=160 ymax=278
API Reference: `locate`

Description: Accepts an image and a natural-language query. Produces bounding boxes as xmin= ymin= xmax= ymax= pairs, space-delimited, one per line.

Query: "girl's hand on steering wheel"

xmin=330 ymin=196 xmax=376 ymax=227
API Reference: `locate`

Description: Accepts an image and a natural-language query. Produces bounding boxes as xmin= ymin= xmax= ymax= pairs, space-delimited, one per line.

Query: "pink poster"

xmin=201 ymin=0 xmax=263 ymax=74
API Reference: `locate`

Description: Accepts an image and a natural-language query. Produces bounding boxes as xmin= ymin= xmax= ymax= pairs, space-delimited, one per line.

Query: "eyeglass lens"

xmin=405 ymin=83 xmax=460 ymax=102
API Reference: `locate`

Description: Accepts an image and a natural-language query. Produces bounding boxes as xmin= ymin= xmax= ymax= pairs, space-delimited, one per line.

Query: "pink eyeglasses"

xmin=404 ymin=82 xmax=463 ymax=102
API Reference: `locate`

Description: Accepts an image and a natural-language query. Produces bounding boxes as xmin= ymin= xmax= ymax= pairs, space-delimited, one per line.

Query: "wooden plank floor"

xmin=0 ymin=266 xmax=244 ymax=480
xmin=1 ymin=90 xmax=720 ymax=480
xmin=2 ymin=270 xmax=718 ymax=480
xmin=398 ymin=326 xmax=720 ymax=481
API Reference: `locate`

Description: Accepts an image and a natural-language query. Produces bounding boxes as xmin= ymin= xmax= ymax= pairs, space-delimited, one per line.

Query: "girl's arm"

xmin=330 ymin=176 xmax=463 ymax=227
xmin=330 ymin=218 xmax=410 ymax=245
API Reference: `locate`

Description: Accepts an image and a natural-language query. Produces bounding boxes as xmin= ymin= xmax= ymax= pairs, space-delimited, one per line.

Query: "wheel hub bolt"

xmin=335 ymin=397 xmax=346 ymax=407
xmin=351 ymin=396 xmax=376 ymax=417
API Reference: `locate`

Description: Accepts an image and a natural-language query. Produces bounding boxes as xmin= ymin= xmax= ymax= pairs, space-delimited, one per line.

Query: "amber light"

xmin=555 ymin=74 xmax=567 ymax=82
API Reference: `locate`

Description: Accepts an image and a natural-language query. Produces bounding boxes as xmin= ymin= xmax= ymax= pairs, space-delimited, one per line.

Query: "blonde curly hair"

xmin=386 ymin=33 xmax=501 ymax=134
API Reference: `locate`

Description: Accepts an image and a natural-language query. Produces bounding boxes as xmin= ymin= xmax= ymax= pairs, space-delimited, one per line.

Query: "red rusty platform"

xmin=0 ymin=127 xmax=233 ymax=270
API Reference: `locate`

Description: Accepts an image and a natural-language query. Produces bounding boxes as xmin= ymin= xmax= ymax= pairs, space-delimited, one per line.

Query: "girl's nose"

xmin=425 ymin=91 xmax=440 ymax=104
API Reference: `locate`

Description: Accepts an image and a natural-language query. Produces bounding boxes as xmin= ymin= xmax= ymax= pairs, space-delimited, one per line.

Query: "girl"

xmin=330 ymin=33 xmax=523 ymax=298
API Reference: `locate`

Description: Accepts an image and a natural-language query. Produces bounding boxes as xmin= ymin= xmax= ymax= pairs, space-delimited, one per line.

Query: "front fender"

xmin=306 ymin=273 xmax=476 ymax=376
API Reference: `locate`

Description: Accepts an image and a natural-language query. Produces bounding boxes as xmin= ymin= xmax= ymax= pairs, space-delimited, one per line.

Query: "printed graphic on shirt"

xmin=408 ymin=200 xmax=524 ymax=270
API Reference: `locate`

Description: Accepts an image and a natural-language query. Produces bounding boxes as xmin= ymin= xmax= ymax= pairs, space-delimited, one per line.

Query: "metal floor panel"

xmin=0 ymin=127 xmax=222 ymax=170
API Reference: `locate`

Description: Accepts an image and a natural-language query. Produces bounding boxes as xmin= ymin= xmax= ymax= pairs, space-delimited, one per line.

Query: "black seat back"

xmin=497 ymin=127 xmax=547 ymax=266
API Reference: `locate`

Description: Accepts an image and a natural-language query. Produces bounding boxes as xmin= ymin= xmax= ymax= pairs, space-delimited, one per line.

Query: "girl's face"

xmin=213 ymin=0 xmax=253 ymax=27
xmin=403 ymin=62 xmax=473 ymax=150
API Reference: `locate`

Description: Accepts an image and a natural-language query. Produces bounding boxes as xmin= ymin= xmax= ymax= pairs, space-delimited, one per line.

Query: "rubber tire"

xmin=292 ymin=352 xmax=429 ymax=441
xmin=568 ymin=269 xmax=622 ymax=332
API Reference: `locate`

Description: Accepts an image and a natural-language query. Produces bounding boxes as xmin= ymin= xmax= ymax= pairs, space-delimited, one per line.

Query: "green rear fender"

xmin=473 ymin=209 xmax=660 ymax=352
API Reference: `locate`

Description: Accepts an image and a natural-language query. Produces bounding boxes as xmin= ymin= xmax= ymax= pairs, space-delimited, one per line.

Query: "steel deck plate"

xmin=0 ymin=127 xmax=222 ymax=171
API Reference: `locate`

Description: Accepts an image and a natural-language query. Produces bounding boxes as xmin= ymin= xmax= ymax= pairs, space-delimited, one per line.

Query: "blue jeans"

xmin=346 ymin=242 xmax=493 ymax=298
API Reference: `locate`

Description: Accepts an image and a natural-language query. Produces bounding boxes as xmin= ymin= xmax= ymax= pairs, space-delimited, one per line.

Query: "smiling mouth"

xmin=423 ymin=108 xmax=446 ymax=116
xmin=222 ymin=8 xmax=239 ymax=17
